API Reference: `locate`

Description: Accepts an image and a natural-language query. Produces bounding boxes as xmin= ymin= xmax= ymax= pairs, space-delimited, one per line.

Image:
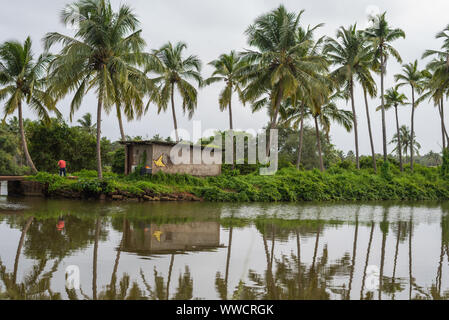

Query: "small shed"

xmin=120 ymin=140 xmax=222 ymax=177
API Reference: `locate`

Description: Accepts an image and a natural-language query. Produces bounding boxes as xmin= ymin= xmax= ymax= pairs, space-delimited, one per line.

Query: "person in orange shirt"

xmin=58 ymin=159 xmax=67 ymax=177
xmin=57 ymin=217 xmax=65 ymax=231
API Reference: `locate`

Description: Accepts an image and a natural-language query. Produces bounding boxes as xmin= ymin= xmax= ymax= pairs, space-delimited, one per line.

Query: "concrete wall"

xmin=126 ymin=143 xmax=222 ymax=177
xmin=7 ymin=181 xmax=45 ymax=197
xmin=127 ymin=144 xmax=153 ymax=172
xmin=151 ymin=144 xmax=221 ymax=176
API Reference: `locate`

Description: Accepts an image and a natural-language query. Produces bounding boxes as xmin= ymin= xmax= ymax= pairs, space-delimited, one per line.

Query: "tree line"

xmin=1 ymin=1 xmax=449 ymax=178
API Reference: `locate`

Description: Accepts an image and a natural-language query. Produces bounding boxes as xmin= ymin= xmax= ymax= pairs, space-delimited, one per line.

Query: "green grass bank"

xmin=25 ymin=162 xmax=449 ymax=202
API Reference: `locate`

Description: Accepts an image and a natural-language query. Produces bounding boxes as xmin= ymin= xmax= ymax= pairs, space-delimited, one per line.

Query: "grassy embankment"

xmin=26 ymin=162 xmax=449 ymax=202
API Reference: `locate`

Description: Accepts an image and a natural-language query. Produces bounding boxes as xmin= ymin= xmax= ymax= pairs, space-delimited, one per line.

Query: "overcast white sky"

xmin=1 ymin=0 xmax=449 ymax=155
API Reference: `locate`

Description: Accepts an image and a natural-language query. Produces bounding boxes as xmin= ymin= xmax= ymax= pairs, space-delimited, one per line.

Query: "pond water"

xmin=1 ymin=196 xmax=449 ymax=300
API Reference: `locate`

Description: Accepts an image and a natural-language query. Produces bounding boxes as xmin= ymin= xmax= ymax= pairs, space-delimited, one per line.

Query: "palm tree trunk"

xmin=13 ymin=216 xmax=34 ymax=283
xmin=18 ymin=102 xmax=37 ymax=173
xmin=380 ymin=54 xmax=388 ymax=162
xmin=360 ymin=221 xmax=375 ymax=299
xmin=436 ymin=226 xmax=444 ymax=297
xmin=296 ymin=103 xmax=306 ymax=169
xmin=229 ymin=93 xmax=235 ymax=170
xmin=410 ymin=85 xmax=415 ymax=171
xmin=228 ymin=93 xmax=233 ymax=131
xmin=92 ymin=217 xmax=101 ymax=300
xmin=96 ymin=96 xmax=103 ymax=179
xmin=379 ymin=211 xmax=388 ymax=300
xmin=262 ymin=232 xmax=277 ymax=299
xmin=296 ymin=229 xmax=302 ymax=298
xmin=267 ymin=85 xmax=284 ymax=156
xmin=116 ymin=104 xmax=126 ymax=141
xmin=392 ymin=221 xmax=401 ymax=300
xmin=363 ymin=88 xmax=377 ymax=173
xmin=439 ymin=99 xmax=449 ymax=150
xmin=350 ymin=79 xmax=360 ymax=169
xmin=314 ymin=116 xmax=324 ymax=172
xmin=311 ymin=226 xmax=320 ymax=270
xmin=110 ymin=217 xmax=126 ymax=292
xmin=166 ymin=254 xmax=175 ymax=300
xmin=442 ymin=98 xmax=449 ymax=143
xmin=395 ymin=106 xmax=403 ymax=172
xmin=409 ymin=217 xmax=413 ymax=300
xmin=171 ymin=84 xmax=179 ymax=142
xmin=347 ymin=212 xmax=359 ymax=300
xmin=224 ymin=226 xmax=233 ymax=300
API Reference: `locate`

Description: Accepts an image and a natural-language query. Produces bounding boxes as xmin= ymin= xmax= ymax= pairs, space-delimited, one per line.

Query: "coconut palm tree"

xmin=422 ymin=23 xmax=449 ymax=150
xmin=390 ymin=125 xmax=421 ymax=162
xmin=395 ymin=60 xmax=426 ymax=171
xmin=148 ymin=42 xmax=202 ymax=142
xmin=357 ymin=33 xmax=379 ymax=173
xmin=318 ymin=93 xmax=354 ymax=143
xmin=360 ymin=220 xmax=375 ymax=299
xmin=379 ymin=88 xmax=408 ymax=171
xmin=77 ymin=112 xmax=96 ymax=135
xmin=309 ymin=88 xmax=330 ymax=172
xmin=364 ymin=12 xmax=405 ymax=162
xmin=113 ymin=64 xmax=151 ymax=142
xmin=419 ymin=58 xmax=449 ymax=150
xmin=325 ymin=24 xmax=373 ymax=169
xmin=422 ymin=23 xmax=449 ymax=64
xmin=292 ymin=23 xmax=327 ymax=168
xmin=279 ymin=90 xmax=353 ymax=168
xmin=44 ymin=0 xmax=146 ymax=178
xmin=241 ymin=5 xmax=327 ymax=153
xmin=0 ymin=37 xmax=58 ymax=173
xmin=205 ymin=51 xmax=246 ymax=130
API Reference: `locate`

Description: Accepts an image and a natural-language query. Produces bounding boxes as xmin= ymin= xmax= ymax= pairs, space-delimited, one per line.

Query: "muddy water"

xmin=1 ymin=197 xmax=448 ymax=300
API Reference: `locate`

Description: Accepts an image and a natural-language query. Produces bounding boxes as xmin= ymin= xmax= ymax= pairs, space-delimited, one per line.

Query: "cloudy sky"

xmin=1 ymin=0 xmax=449 ymax=155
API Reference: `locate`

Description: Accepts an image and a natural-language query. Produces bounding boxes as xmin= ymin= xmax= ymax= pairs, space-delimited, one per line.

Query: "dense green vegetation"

xmin=27 ymin=161 xmax=449 ymax=202
xmin=0 ymin=117 xmax=123 ymax=175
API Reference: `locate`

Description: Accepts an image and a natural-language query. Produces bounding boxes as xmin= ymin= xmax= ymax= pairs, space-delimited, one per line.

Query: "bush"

xmin=26 ymin=162 xmax=449 ymax=202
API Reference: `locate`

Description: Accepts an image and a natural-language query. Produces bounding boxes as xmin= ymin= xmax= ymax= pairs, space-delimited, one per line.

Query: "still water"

xmin=1 ymin=196 xmax=449 ymax=300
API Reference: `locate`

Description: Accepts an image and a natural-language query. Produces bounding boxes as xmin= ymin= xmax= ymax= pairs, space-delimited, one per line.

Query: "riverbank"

xmin=21 ymin=164 xmax=449 ymax=202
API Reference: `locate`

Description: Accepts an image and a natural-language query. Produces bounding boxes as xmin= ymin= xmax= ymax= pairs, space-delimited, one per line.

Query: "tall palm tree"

xmin=380 ymin=88 xmax=408 ymax=171
xmin=422 ymin=24 xmax=449 ymax=140
xmin=420 ymin=56 xmax=449 ymax=150
xmin=357 ymin=33 xmax=378 ymax=173
xmin=279 ymin=90 xmax=353 ymax=168
xmin=0 ymin=37 xmax=58 ymax=173
xmin=379 ymin=206 xmax=389 ymax=300
xmin=113 ymin=63 xmax=150 ymax=142
xmin=205 ymin=51 xmax=246 ymax=130
xmin=44 ymin=0 xmax=146 ymax=178
xmin=241 ymin=6 xmax=327 ymax=153
xmin=395 ymin=60 xmax=426 ymax=171
xmin=325 ymin=24 xmax=373 ymax=169
xmin=317 ymin=92 xmax=354 ymax=143
xmin=390 ymin=125 xmax=421 ymax=162
xmin=365 ymin=12 xmax=405 ymax=162
xmin=360 ymin=220 xmax=375 ymax=299
xmin=77 ymin=112 xmax=96 ymax=135
xmin=293 ymin=23 xmax=327 ymax=168
xmin=148 ymin=42 xmax=202 ymax=142
xmin=309 ymin=87 xmax=331 ymax=172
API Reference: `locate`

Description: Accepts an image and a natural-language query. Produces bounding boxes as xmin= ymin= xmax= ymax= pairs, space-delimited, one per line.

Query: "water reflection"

xmin=1 ymin=199 xmax=449 ymax=300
